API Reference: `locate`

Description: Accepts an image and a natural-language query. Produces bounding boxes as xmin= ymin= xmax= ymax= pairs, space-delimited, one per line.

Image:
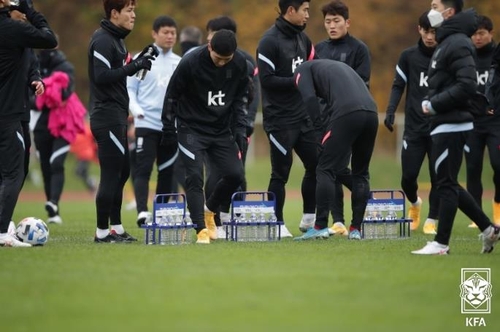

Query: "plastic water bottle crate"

xmin=224 ymin=191 xmax=283 ymax=242
xmin=141 ymin=193 xmax=196 ymax=245
xmin=361 ymin=190 xmax=411 ymax=239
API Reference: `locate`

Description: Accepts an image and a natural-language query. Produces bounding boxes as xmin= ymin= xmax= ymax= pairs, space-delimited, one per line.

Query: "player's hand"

xmin=384 ymin=113 xmax=395 ymax=132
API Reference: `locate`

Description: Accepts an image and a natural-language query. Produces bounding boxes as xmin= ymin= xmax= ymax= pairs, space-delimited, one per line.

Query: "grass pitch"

xmin=2 ymin=155 xmax=499 ymax=332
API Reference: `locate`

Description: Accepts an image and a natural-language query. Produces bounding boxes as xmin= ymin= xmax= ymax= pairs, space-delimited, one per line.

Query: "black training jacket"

xmin=386 ymin=39 xmax=435 ymax=137
xmin=256 ymin=16 xmax=316 ymax=132
xmin=294 ymin=59 xmax=377 ymax=124
xmin=88 ymin=19 xmax=131 ymax=129
xmin=161 ymin=45 xmax=248 ymax=137
xmin=426 ymin=9 xmax=478 ymax=129
xmin=0 ymin=8 xmax=57 ymax=123
xmin=486 ymin=44 xmax=500 ymax=117
xmin=315 ymin=33 xmax=371 ymax=87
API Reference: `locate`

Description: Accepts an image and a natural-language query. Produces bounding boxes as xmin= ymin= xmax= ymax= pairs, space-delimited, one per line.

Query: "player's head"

xmin=208 ymin=29 xmax=237 ymax=67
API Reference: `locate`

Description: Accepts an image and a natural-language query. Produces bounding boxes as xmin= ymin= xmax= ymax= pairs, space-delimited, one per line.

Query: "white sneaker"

xmin=411 ymin=241 xmax=449 ymax=255
xmin=299 ymin=213 xmax=315 ymax=232
xmin=216 ymin=226 xmax=227 ymax=239
xmin=47 ymin=215 xmax=63 ymax=224
xmin=482 ymin=226 xmax=500 ymax=253
xmin=0 ymin=233 xmax=32 ymax=247
xmin=7 ymin=221 xmax=16 ymax=236
xmin=137 ymin=211 xmax=152 ymax=226
xmin=279 ymin=224 xmax=293 ymax=238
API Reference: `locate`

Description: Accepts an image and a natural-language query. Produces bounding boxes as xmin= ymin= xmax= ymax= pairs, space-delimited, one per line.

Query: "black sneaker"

xmin=45 ymin=201 xmax=58 ymax=218
xmin=94 ymin=232 xmax=124 ymax=243
xmin=110 ymin=230 xmax=138 ymax=242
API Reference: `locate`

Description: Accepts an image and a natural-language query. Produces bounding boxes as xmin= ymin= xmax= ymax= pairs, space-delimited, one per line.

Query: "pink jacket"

xmin=36 ymin=71 xmax=86 ymax=143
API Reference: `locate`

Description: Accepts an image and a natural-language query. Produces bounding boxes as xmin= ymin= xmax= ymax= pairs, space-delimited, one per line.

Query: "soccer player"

xmin=88 ymin=0 xmax=157 ymax=243
xmin=465 ymin=15 xmax=500 ymax=227
xmin=161 ymin=29 xmax=248 ymax=244
xmin=127 ymin=15 xmax=181 ymax=227
xmin=314 ymin=0 xmax=371 ymax=236
xmin=204 ymin=15 xmax=259 ymax=238
xmin=0 ymin=0 xmax=57 ymax=247
xmin=256 ymin=0 xmax=318 ymax=237
xmin=384 ymin=11 xmax=439 ymax=235
xmin=293 ymin=59 xmax=378 ymax=241
xmin=412 ymin=0 xmax=499 ymax=255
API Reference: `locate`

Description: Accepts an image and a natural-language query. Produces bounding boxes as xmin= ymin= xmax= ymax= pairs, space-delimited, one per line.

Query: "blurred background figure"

xmin=33 ymin=44 xmax=86 ymax=224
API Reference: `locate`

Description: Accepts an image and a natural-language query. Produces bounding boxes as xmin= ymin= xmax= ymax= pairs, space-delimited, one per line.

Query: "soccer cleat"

xmin=411 ymin=241 xmax=449 ymax=255
xmin=298 ymin=213 xmax=315 ymax=233
xmin=94 ymin=232 xmax=124 ymax=243
xmin=196 ymin=228 xmax=210 ymax=244
xmin=47 ymin=215 xmax=63 ymax=224
xmin=423 ymin=219 xmax=437 ymax=235
xmin=45 ymin=201 xmax=58 ymax=217
xmin=348 ymin=229 xmax=362 ymax=240
xmin=293 ymin=227 xmax=329 ymax=241
xmin=329 ymin=222 xmax=349 ymax=236
xmin=279 ymin=224 xmax=293 ymax=238
xmin=204 ymin=210 xmax=217 ymax=240
xmin=7 ymin=221 xmax=16 ymax=236
xmin=110 ymin=230 xmax=137 ymax=242
xmin=468 ymin=222 xmax=478 ymax=228
xmin=0 ymin=233 xmax=32 ymax=247
xmin=136 ymin=211 xmax=152 ymax=227
xmin=493 ymin=200 xmax=500 ymax=225
xmin=481 ymin=226 xmax=500 ymax=254
xmin=408 ymin=197 xmax=422 ymax=231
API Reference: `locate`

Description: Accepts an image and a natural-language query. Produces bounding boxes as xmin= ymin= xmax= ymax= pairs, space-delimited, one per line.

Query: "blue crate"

xmin=361 ymin=190 xmax=412 ymax=239
xmin=141 ymin=193 xmax=196 ymax=245
xmin=223 ymin=191 xmax=284 ymax=242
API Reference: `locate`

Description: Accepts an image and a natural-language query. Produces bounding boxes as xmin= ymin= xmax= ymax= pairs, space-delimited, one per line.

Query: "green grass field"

xmin=2 ymin=155 xmax=499 ymax=332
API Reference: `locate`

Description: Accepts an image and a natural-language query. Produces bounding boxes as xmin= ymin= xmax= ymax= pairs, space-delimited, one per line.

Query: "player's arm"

xmin=257 ymin=37 xmax=295 ymax=90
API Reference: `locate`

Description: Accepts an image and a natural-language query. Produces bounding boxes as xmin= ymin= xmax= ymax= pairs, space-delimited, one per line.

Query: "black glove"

xmin=160 ymin=131 xmax=178 ymax=157
xmin=138 ymin=44 xmax=159 ymax=58
xmin=246 ymin=126 xmax=254 ymax=138
xmin=12 ymin=0 xmax=35 ymax=19
xmin=384 ymin=113 xmax=395 ymax=132
xmin=123 ymin=55 xmax=154 ymax=76
xmin=235 ymin=133 xmax=248 ymax=155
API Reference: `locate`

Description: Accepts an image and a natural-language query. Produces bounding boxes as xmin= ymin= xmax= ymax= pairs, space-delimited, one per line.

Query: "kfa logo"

xmin=465 ymin=317 xmax=487 ymax=327
xmin=208 ymin=90 xmax=225 ymax=106
xmin=419 ymin=72 xmax=428 ymax=87
xmin=477 ymin=71 xmax=489 ymax=86
xmin=460 ymin=268 xmax=492 ymax=314
xmin=292 ymin=56 xmax=304 ymax=73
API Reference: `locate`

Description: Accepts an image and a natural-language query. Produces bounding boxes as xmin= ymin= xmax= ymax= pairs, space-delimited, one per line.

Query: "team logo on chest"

xmin=208 ymin=90 xmax=226 ymax=106
xmin=292 ymin=56 xmax=304 ymax=73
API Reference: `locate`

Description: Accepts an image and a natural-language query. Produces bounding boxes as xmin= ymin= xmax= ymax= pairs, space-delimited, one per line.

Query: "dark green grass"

xmin=3 ymin=155 xmax=499 ymax=332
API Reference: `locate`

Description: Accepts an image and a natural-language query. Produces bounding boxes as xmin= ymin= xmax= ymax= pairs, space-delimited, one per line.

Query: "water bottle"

xmin=135 ymin=47 xmax=154 ymax=81
xmin=386 ymin=209 xmax=398 ymax=239
xmin=269 ymin=213 xmax=278 ymax=240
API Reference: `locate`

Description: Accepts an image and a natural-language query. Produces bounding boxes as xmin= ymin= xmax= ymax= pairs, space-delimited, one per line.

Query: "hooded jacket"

xmin=426 ymin=9 xmax=478 ymax=129
xmin=257 ymin=16 xmax=316 ymax=132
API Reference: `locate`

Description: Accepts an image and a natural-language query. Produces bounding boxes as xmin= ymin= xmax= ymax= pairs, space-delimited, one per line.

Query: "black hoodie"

xmin=426 ymin=9 xmax=478 ymax=129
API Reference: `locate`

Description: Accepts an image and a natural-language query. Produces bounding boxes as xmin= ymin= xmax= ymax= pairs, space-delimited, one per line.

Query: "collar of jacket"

xmin=328 ymin=33 xmax=351 ymax=45
xmin=436 ymin=8 xmax=477 ymax=42
xmin=100 ymin=19 xmax=131 ymax=39
xmin=476 ymin=41 xmax=496 ymax=57
xmin=418 ymin=38 xmax=435 ymax=57
xmin=275 ymin=16 xmax=305 ymax=36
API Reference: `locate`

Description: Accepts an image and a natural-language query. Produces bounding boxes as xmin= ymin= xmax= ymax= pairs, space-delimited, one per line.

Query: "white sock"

xmin=425 ymin=218 xmax=437 ymax=224
xmin=302 ymin=213 xmax=315 ymax=222
xmin=204 ymin=205 xmax=215 ymax=213
xmin=96 ymin=228 xmax=109 ymax=239
xmin=111 ymin=224 xmax=125 ymax=235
